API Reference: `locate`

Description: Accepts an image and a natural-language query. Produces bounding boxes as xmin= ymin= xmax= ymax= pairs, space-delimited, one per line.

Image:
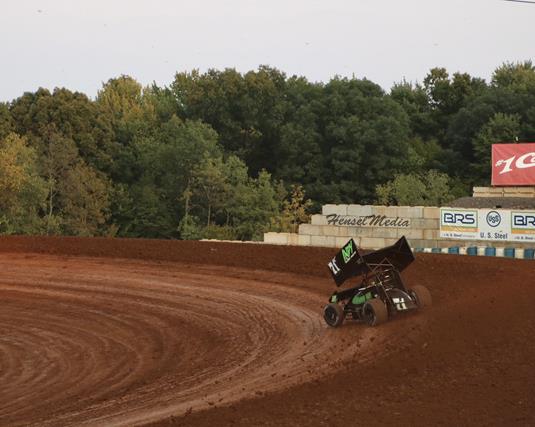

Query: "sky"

xmin=0 ymin=0 xmax=533 ymax=102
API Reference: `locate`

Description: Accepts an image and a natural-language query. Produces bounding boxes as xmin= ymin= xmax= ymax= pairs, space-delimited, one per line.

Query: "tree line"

xmin=1 ymin=61 xmax=534 ymax=239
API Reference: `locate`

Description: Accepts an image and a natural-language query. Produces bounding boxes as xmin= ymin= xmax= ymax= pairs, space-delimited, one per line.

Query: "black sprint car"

xmin=324 ymin=236 xmax=432 ymax=327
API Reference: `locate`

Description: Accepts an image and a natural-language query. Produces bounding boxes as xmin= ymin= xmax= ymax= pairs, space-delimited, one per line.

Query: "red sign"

xmin=492 ymin=143 xmax=535 ymax=186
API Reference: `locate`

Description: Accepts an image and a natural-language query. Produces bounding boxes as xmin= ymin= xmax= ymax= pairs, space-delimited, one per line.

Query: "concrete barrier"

xmin=473 ymin=186 xmax=535 ymax=198
xmin=504 ymin=248 xmax=515 ymax=258
xmin=265 ymin=202 xmax=535 ymax=256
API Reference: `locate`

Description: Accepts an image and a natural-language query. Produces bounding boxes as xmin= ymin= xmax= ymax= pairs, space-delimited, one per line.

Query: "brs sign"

xmin=440 ymin=209 xmax=478 ymax=232
xmin=492 ymin=143 xmax=535 ymax=186
xmin=442 ymin=212 xmax=476 ymax=225
xmin=512 ymin=212 xmax=535 ymax=232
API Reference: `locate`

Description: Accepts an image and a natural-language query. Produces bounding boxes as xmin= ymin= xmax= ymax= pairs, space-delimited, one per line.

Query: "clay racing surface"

xmin=0 ymin=236 xmax=534 ymax=426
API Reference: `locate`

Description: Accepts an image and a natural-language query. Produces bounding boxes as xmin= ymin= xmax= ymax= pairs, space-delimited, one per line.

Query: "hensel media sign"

xmin=440 ymin=208 xmax=535 ymax=242
xmin=492 ymin=143 xmax=535 ymax=186
xmin=326 ymin=214 xmax=410 ymax=228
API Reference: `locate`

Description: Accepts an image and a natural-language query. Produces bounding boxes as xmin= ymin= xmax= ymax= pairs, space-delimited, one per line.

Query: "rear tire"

xmin=323 ymin=303 xmax=345 ymax=327
xmin=411 ymin=285 xmax=432 ymax=308
xmin=362 ymin=298 xmax=388 ymax=326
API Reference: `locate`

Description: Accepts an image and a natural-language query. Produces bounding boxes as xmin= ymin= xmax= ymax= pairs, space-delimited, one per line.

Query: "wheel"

xmin=411 ymin=285 xmax=432 ymax=308
xmin=362 ymin=298 xmax=388 ymax=326
xmin=323 ymin=303 xmax=345 ymax=327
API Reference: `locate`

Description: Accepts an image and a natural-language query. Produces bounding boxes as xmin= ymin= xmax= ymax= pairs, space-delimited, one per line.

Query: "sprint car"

xmin=324 ymin=236 xmax=431 ymax=327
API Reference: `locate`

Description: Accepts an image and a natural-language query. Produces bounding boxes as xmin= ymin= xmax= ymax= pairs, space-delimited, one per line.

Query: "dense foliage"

xmin=1 ymin=62 xmax=535 ymax=239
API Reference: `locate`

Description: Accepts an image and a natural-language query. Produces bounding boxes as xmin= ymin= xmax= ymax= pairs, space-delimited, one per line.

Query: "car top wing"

xmin=327 ymin=236 xmax=414 ymax=287
xmin=327 ymin=239 xmax=369 ymax=287
xmin=361 ymin=236 xmax=414 ymax=273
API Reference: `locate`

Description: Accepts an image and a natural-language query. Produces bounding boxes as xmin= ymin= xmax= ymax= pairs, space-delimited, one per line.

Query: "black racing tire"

xmin=362 ymin=298 xmax=388 ymax=327
xmin=411 ymin=285 xmax=432 ymax=308
xmin=323 ymin=303 xmax=345 ymax=328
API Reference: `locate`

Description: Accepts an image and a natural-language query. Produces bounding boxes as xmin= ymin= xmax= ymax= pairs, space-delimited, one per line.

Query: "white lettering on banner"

xmin=495 ymin=152 xmax=535 ymax=175
xmin=440 ymin=208 xmax=535 ymax=242
xmin=328 ymin=258 xmax=341 ymax=275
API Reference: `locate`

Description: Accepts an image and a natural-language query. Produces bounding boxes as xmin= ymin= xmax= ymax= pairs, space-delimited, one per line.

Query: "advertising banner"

xmin=492 ymin=143 xmax=535 ymax=186
xmin=440 ymin=208 xmax=535 ymax=242
xmin=440 ymin=208 xmax=479 ymax=240
xmin=511 ymin=211 xmax=535 ymax=242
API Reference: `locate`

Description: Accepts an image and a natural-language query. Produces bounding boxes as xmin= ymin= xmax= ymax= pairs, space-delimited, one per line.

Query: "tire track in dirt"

xmin=0 ymin=254 xmax=412 ymax=427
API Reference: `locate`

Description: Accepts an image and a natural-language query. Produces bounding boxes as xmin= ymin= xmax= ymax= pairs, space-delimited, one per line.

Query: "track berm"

xmin=0 ymin=236 xmax=534 ymax=426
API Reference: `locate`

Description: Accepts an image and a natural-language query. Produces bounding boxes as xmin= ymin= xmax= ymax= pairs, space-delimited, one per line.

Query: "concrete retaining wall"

xmin=266 ymin=204 xmax=437 ymax=249
xmin=264 ymin=203 xmax=535 ymax=250
xmin=473 ymin=186 xmax=535 ymax=198
xmin=304 ymin=204 xmax=437 ymax=249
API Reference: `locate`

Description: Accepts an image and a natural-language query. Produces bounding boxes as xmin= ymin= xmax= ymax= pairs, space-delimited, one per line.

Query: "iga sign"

xmin=440 ymin=208 xmax=535 ymax=242
xmin=492 ymin=143 xmax=535 ymax=185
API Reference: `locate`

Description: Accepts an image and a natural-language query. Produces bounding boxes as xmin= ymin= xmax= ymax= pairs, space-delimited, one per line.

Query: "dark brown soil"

xmin=0 ymin=236 xmax=534 ymax=426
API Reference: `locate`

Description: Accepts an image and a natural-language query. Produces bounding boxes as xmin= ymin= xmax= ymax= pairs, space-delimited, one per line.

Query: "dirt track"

xmin=1 ymin=236 xmax=534 ymax=426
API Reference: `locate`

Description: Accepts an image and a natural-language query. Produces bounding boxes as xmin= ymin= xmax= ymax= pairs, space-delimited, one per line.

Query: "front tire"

xmin=362 ymin=298 xmax=388 ymax=326
xmin=411 ymin=285 xmax=432 ymax=308
xmin=323 ymin=303 xmax=345 ymax=327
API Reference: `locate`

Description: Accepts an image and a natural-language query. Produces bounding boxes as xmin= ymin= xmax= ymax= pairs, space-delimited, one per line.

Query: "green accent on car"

xmin=352 ymin=291 xmax=372 ymax=305
xmin=341 ymin=240 xmax=355 ymax=263
xmin=330 ymin=294 xmax=338 ymax=303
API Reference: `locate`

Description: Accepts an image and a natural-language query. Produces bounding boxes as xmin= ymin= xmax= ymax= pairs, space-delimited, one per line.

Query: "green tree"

xmin=232 ymin=170 xmax=280 ymax=240
xmin=274 ymin=77 xmax=325 ymax=202
xmin=0 ymin=103 xmax=14 ymax=140
xmin=446 ymin=62 xmax=535 ymax=179
xmin=96 ymin=76 xmax=161 ymax=184
xmin=271 ymin=184 xmax=312 ymax=233
xmin=472 ymin=113 xmax=521 ymax=183
xmin=187 ymin=155 xmax=282 ymax=241
xmin=324 ymin=79 xmax=412 ymax=202
xmin=10 ymin=87 xmax=116 ymax=173
xmin=376 ymin=170 xmax=454 ymax=206
xmin=171 ymin=66 xmax=288 ymax=173
xmin=118 ymin=117 xmax=221 ymax=238
xmin=390 ymin=80 xmax=435 ymax=140
xmin=192 ymin=156 xmax=229 ymax=227
xmin=126 ymin=184 xmax=174 ymax=238
xmin=143 ymin=84 xmax=178 ymax=124
xmin=96 ymin=75 xmax=157 ymax=145
xmin=0 ymin=133 xmax=47 ymax=234
xmin=492 ymin=61 xmax=535 ymax=90
xmin=42 ymin=133 xmax=110 ymax=236
xmin=424 ymin=68 xmax=486 ymax=115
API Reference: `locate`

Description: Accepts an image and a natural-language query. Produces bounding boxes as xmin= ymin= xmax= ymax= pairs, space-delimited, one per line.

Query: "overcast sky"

xmin=1 ymin=0 xmax=533 ymax=102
